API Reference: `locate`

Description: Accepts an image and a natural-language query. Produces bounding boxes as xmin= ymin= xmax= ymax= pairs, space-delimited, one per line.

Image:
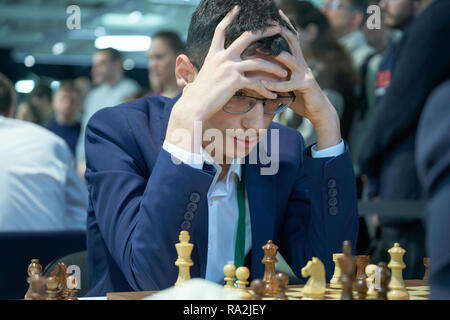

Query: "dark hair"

xmin=29 ymin=83 xmax=52 ymax=101
xmin=58 ymin=79 xmax=79 ymax=94
xmin=95 ymin=47 xmax=123 ymax=61
xmin=0 ymin=73 xmax=15 ymax=116
xmin=186 ymin=0 xmax=293 ymax=69
xmin=153 ymin=31 xmax=185 ymax=54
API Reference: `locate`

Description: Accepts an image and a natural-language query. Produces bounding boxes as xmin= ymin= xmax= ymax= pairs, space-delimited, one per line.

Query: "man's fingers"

xmin=238 ymin=58 xmax=288 ymax=78
xmin=210 ymin=6 xmax=241 ymax=52
xmin=271 ymin=51 xmax=301 ymax=73
xmin=241 ymin=77 xmax=278 ymax=99
xmin=227 ymin=25 xmax=281 ymax=56
xmin=278 ymin=9 xmax=298 ymax=34
xmin=261 ymin=79 xmax=296 ymax=93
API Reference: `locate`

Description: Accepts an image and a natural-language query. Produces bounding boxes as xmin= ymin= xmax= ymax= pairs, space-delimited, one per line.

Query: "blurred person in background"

xmin=48 ymin=80 xmax=82 ymax=157
xmin=74 ymin=76 xmax=92 ymax=107
xmin=16 ymin=83 xmax=53 ymax=126
xmin=275 ymin=0 xmax=356 ymax=147
xmin=373 ymin=0 xmax=415 ymax=105
xmin=358 ymin=0 xmax=450 ymax=278
xmin=416 ymin=79 xmax=450 ymax=300
xmin=0 ymin=73 xmax=87 ymax=231
xmin=75 ymin=47 xmax=140 ymax=178
xmin=322 ymin=0 xmax=375 ymax=71
xmin=146 ymin=31 xmax=185 ymax=98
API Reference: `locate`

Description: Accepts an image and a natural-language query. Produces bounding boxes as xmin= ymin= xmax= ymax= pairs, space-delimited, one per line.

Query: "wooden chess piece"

xmin=174 ymin=230 xmax=194 ymax=286
xmin=330 ymin=253 xmax=344 ymax=289
xmin=276 ymin=272 xmax=289 ymax=300
xmin=376 ymin=262 xmax=391 ymax=300
xmin=301 ymin=257 xmax=326 ymax=299
xmin=45 ymin=276 xmax=59 ymax=300
xmin=66 ymin=275 xmax=78 ymax=300
xmin=355 ymin=278 xmax=368 ymax=300
xmin=223 ymin=263 xmax=236 ymax=289
xmin=50 ymin=262 xmax=68 ymax=300
xmin=365 ymin=264 xmax=378 ymax=299
xmin=235 ymin=266 xmax=252 ymax=300
xmin=356 ymin=255 xmax=370 ymax=281
xmin=27 ymin=274 xmax=47 ymax=300
xmin=338 ymin=240 xmax=356 ymax=300
xmin=423 ymin=257 xmax=430 ymax=281
xmin=250 ymin=279 xmax=265 ymax=300
xmin=25 ymin=259 xmax=43 ymax=300
xmin=261 ymin=240 xmax=278 ymax=296
xmin=387 ymin=243 xmax=409 ymax=300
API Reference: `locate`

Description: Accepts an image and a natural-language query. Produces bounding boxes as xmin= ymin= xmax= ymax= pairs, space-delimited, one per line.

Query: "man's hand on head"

xmin=261 ymin=9 xmax=342 ymax=150
xmin=166 ymin=6 xmax=286 ymax=154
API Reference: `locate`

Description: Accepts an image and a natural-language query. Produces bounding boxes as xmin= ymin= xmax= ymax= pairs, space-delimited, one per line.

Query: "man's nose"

xmin=242 ymin=101 xmax=266 ymax=131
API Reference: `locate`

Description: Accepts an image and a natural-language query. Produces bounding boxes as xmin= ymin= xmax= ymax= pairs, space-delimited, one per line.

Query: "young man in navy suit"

xmin=84 ymin=0 xmax=359 ymax=296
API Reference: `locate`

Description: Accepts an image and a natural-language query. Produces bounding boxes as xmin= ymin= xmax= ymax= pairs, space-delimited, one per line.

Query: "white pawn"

xmin=365 ymin=264 xmax=378 ymax=299
xmin=387 ymin=243 xmax=409 ymax=300
xmin=330 ymin=253 xmax=344 ymax=289
xmin=235 ymin=266 xmax=252 ymax=300
xmin=223 ymin=264 xmax=236 ymax=289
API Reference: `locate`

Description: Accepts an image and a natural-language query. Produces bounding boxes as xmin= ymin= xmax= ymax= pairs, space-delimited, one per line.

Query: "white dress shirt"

xmin=0 ymin=116 xmax=88 ymax=230
xmin=163 ymin=138 xmax=345 ymax=283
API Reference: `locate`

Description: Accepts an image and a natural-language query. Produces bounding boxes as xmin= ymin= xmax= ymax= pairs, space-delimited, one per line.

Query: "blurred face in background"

xmin=52 ymin=88 xmax=80 ymax=121
xmin=91 ymin=51 xmax=121 ymax=86
xmin=147 ymin=37 xmax=178 ymax=90
xmin=322 ymin=0 xmax=362 ymax=38
xmin=379 ymin=0 xmax=415 ymax=29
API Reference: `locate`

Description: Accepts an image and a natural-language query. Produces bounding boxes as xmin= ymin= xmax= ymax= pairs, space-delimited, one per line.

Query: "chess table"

xmin=106 ymin=280 xmax=429 ymax=300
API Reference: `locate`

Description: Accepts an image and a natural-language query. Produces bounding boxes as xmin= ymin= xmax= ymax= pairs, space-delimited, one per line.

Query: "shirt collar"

xmin=202 ymin=148 xmax=243 ymax=182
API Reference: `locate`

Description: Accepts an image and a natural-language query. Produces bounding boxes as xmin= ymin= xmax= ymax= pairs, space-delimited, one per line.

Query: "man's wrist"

xmin=312 ymin=108 xmax=342 ymax=150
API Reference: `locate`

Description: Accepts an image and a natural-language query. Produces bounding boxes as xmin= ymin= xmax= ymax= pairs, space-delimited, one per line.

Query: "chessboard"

xmin=106 ymin=280 xmax=430 ymax=300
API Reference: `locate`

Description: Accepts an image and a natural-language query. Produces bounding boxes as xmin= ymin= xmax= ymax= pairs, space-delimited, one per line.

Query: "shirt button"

xmin=328 ymin=188 xmax=338 ymax=197
xmin=190 ymin=193 xmax=201 ymax=203
xmin=329 ymin=206 xmax=338 ymax=216
xmin=328 ymin=197 xmax=338 ymax=207
xmin=184 ymin=211 xmax=194 ymax=221
xmin=181 ymin=221 xmax=191 ymax=230
xmin=187 ymin=202 xmax=198 ymax=212
xmin=328 ymin=179 xmax=337 ymax=188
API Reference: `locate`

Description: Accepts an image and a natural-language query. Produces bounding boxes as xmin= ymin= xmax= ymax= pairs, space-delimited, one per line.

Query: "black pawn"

xmin=250 ymin=279 xmax=265 ymax=300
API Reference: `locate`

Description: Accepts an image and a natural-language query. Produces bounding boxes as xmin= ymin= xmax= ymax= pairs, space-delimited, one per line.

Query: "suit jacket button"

xmin=328 ymin=188 xmax=338 ymax=197
xmin=187 ymin=202 xmax=198 ymax=212
xmin=329 ymin=206 xmax=338 ymax=216
xmin=184 ymin=211 xmax=194 ymax=221
xmin=328 ymin=179 xmax=337 ymax=188
xmin=181 ymin=221 xmax=191 ymax=230
xmin=190 ymin=193 xmax=201 ymax=203
xmin=328 ymin=197 xmax=338 ymax=206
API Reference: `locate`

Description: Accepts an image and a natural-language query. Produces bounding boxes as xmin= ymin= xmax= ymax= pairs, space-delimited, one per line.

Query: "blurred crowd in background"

xmin=0 ymin=0 xmax=449 ymax=285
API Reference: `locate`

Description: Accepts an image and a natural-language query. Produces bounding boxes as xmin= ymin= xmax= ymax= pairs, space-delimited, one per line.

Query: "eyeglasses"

xmin=223 ymin=91 xmax=295 ymax=115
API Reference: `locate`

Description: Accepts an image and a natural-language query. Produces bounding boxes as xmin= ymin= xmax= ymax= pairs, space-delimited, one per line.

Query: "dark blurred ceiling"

xmin=0 ymin=0 xmax=200 ymax=69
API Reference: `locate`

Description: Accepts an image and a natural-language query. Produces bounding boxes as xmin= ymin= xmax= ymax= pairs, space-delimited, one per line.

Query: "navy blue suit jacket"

xmin=416 ymin=80 xmax=450 ymax=299
xmin=84 ymin=95 xmax=359 ymax=296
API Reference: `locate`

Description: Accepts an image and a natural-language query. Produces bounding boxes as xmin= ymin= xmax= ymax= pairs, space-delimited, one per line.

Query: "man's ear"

xmin=175 ymin=54 xmax=198 ymax=88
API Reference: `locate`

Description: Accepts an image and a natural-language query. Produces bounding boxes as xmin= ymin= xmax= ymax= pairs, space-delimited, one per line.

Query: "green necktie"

xmin=234 ymin=169 xmax=246 ymax=268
